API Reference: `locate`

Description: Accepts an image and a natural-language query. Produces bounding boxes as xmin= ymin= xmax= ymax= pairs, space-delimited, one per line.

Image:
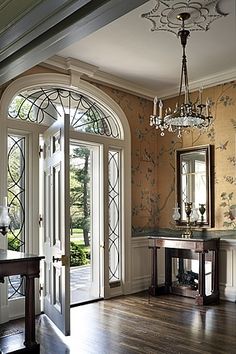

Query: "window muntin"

xmin=108 ymin=150 xmax=121 ymax=283
xmin=7 ymin=134 xmax=26 ymax=299
xmin=8 ymin=88 xmax=121 ymax=139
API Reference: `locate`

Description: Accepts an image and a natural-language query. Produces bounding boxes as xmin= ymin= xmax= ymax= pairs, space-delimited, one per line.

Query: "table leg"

xmin=212 ymin=249 xmax=219 ymax=292
xmin=165 ymin=248 xmax=172 ymax=293
xmin=211 ymin=248 xmax=219 ymax=304
xmin=149 ymin=246 xmax=159 ymax=296
xmin=196 ymin=252 xmax=206 ymax=305
xmin=24 ymin=275 xmax=37 ymax=348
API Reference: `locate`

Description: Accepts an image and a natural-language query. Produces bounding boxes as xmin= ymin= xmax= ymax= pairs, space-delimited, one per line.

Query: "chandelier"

xmin=149 ymin=12 xmax=213 ymax=138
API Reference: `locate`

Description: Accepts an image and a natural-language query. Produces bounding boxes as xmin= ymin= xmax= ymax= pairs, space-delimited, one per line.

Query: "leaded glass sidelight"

xmin=8 ymin=88 xmax=122 ymax=138
xmin=7 ymin=134 xmax=26 ymax=299
xmin=108 ymin=150 xmax=121 ymax=283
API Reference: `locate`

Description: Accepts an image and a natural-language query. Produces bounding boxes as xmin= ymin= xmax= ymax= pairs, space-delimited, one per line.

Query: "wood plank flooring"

xmin=1 ymin=292 xmax=236 ymax=353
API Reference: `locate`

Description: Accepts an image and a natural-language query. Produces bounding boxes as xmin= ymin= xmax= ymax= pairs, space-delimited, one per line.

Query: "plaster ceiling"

xmin=0 ymin=0 xmax=149 ymax=85
xmin=58 ymin=0 xmax=236 ymax=98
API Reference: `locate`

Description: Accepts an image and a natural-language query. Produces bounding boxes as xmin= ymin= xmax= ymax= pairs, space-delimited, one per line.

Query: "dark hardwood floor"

xmin=1 ymin=292 xmax=236 ymax=353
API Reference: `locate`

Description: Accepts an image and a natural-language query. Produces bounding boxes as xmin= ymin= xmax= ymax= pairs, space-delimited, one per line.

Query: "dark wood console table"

xmin=149 ymin=236 xmax=220 ymax=305
xmin=0 ymin=249 xmax=44 ymax=353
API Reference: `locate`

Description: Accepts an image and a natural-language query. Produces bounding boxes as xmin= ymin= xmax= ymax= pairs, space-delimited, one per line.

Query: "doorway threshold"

xmin=70 ymin=297 xmax=103 ymax=308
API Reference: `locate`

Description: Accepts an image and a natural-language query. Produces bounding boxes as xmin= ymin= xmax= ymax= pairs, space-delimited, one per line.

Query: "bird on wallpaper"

xmin=231 ymin=118 xmax=236 ymax=129
xmin=216 ymin=140 xmax=229 ymax=151
xmin=143 ymin=148 xmax=155 ymax=165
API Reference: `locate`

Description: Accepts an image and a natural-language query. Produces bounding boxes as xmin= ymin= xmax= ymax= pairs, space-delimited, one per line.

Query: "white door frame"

xmin=0 ymin=72 xmax=131 ymax=324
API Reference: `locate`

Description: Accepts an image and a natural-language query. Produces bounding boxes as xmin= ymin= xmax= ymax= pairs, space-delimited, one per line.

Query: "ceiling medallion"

xmin=141 ymin=0 xmax=228 ymax=35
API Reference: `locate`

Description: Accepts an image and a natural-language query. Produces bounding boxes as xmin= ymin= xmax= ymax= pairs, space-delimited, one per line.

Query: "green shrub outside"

xmin=7 ymin=234 xmax=89 ymax=267
xmin=7 ymin=234 xmax=20 ymax=251
xmin=70 ymin=241 xmax=89 ymax=266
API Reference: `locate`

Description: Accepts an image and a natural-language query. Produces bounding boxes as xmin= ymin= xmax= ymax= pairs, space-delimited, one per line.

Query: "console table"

xmin=149 ymin=236 xmax=220 ymax=305
xmin=0 ymin=249 xmax=44 ymax=353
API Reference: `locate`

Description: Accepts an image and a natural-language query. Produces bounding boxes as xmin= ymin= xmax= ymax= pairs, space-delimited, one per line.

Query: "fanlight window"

xmin=8 ymin=88 xmax=122 ymax=139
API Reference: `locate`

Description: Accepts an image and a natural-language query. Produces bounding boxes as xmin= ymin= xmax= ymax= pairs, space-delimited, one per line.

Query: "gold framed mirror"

xmin=175 ymin=145 xmax=214 ymax=227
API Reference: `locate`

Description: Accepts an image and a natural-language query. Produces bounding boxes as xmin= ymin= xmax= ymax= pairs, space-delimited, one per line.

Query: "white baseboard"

xmin=130 ymin=275 xmax=150 ymax=294
xmin=9 ymin=298 xmax=25 ymax=320
xmin=0 ymin=305 xmax=9 ymax=324
xmin=219 ymin=284 xmax=236 ymax=302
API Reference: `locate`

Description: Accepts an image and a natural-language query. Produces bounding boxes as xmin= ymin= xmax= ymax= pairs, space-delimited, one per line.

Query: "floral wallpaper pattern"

xmin=95 ymin=80 xmax=236 ymax=233
xmin=2 ymin=68 xmax=236 ymax=233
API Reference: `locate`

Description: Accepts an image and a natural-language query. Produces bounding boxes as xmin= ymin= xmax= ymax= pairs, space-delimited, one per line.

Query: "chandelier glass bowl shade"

xmin=150 ymin=12 xmax=213 ymax=138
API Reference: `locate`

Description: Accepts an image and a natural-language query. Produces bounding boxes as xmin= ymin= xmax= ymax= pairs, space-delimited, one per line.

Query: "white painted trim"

xmin=42 ymin=55 xmax=236 ymax=100
xmin=8 ymin=298 xmax=26 ymax=321
xmin=131 ymin=276 xmax=151 ymax=294
xmin=0 ymin=103 xmax=9 ymax=324
xmin=155 ymin=68 xmax=236 ymax=99
xmin=0 ymin=304 xmax=9 ymax=324
xmin=220 ymin=238 xmax=236 ymax=248
xmin=219 ymin=284 xmax=236 ymax=302
xmin=0 ymin=72 xmax=132 ymax=305
xmin=65 ymin=57 xmax=99 ymax=78
xmin=131 ymin=236 xmax=149 ymax=247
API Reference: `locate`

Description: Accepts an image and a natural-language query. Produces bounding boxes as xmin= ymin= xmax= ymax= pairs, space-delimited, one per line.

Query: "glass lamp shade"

xmin=0 ymin=206 xmax=10 ymax=227
xmin=190 ymin=207 xmax=199 ymax=222
xmin=172 ymin=207 xmax=181 ymax=221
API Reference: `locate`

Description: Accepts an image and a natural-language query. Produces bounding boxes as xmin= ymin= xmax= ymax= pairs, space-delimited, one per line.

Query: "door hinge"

xmin=39 ymin=214 xmax=43 ymax=227
xmin=39 ymin=284 xmax=43 ymax=295
xmin=39 ymin=145 xmax=44 ymax=158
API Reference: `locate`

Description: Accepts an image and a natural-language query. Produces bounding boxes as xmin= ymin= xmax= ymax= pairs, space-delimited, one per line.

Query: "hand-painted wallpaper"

xmin=95 ymin=81 xmax=236 ymax=233
xmin=4 ymin=67 xmax=235 ymax=234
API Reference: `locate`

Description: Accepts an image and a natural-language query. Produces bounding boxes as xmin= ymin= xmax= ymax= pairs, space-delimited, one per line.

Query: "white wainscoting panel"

xmin=130 ymin=237 xmax=165 ymax=294
xmin=219 ymin=239 xmax=236 ymax=302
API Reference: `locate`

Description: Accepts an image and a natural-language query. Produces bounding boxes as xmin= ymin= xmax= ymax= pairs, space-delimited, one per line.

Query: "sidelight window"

xmin=7 ymin=134 xmax=26 ymax=299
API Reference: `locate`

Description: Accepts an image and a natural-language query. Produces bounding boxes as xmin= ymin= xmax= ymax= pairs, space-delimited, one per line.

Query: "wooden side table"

xmin=148 ymin=236 xmax=220 ymax=305
xmin=0 ymin=249 xmax=44 ymax=353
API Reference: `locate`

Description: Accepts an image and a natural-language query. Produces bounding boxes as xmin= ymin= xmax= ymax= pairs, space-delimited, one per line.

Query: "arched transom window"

xmin=8 ymin=87 xmax=122 ymax=139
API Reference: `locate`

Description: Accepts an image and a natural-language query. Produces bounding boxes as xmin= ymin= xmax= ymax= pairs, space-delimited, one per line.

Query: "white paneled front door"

xmin=42 ymin=114 xmax=70 ymax=335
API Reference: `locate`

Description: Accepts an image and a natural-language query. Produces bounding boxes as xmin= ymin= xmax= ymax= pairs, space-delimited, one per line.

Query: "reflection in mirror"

xmin=176 ymin=145 xmax=214 ymax=227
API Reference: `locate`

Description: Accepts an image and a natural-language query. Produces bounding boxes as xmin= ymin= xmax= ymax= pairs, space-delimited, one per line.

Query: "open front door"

xmin=42 ymin=114 xmax=70 ymax=335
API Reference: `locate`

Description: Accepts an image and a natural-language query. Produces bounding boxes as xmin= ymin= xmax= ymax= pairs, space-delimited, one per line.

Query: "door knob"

xmin=53 ymin=256 xmax=61 ymax=263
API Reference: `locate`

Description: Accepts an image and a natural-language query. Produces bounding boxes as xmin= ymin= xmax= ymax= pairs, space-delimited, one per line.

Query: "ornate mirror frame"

xmin=175 ymin=144 xmax=214 ymax=228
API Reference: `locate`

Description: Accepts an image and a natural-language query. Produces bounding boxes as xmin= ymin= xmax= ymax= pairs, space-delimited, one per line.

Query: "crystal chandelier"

xmin=149 ymin=13 xmax=213 ymax=138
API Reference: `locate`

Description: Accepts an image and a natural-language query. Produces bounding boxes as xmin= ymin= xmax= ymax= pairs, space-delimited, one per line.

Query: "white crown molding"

xmin=65 ymin=57 xmax=99 ymax=77
xmin=42 ymin=55 xmax=156 ymax=99
xmin=159 ymin=68 xmax=236 ymax=99
xmin=42 ymin=55 xmax=236 ymax=100
xmin=89 ymin=69 xmax=155 ymax=99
